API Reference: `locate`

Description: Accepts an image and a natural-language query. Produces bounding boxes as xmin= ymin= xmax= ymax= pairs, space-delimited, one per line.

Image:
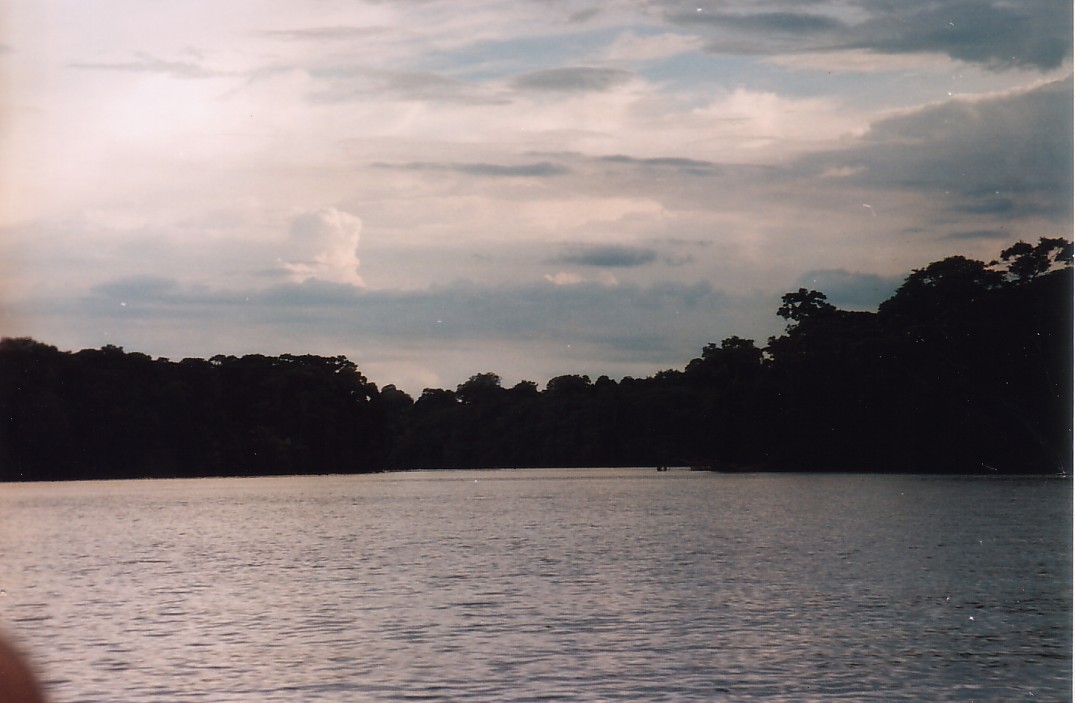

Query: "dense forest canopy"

xmin=1 ymin=239 xmax=1071 ymax=480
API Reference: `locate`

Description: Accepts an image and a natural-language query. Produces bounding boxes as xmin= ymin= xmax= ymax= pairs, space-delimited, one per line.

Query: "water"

xmin=0 ymin=469 xmax=1070 ymax=702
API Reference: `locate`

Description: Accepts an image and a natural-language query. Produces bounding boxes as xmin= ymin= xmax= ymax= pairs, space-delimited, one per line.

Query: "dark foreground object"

xmin=0 ymin=636 xmax=47 ymax=703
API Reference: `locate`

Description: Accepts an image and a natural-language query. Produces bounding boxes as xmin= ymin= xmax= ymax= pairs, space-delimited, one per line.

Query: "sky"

xmin=0 ymin=0 xmax=1071 ymax=395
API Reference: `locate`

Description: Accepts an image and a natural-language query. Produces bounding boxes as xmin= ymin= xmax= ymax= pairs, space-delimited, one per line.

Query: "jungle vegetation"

xmin=1 ymin=238 xmax=1070 ymax=480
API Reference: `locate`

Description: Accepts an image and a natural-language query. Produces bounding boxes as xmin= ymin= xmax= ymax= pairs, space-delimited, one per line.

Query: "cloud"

xmin=568 ymin=8 xmax=603 ymax=24
xmin=70 ymin=53 xmax=227 ymax=79
xmin=797 ymin=76 xmax=1073 ymax=220
xmin=280 ymin=208 xmax=364 ymax=286
xmin=8 ymin=0 xmax=1069 ymax=396
xmin=554 ymin=244 xmax=659 ymax=268
xmin=662 ymin=6 xmax=851 ymax=55
xmin=662 ymin=254 xmax=695 ymax=267
xmin=955 ymin=197 xmax=1020 ymax=216
xmin=511 ymin=67 xmax=636 ymax=93
xmin=91 ymin=276 xmax=180 ymax=303
xmin=374 ymin=161 xmax=570 ymax=178
xmin=456 ymin=162 xmax=570 ymax=177
xmin=261 ymin=26 xmax=391 ymax=42
xmin=679 ymin=11 xmax=846 ymax=36
xmin=944 ymin=229 xmax=1010 ymax=241
xmin=598 ymin=154 xmax=724 ymax=176
xmin=658 ymin=0 xmax=1070 ymax=71
xmin=307 ymin=67 xmax=508 ymax=105
xmin=848 ymin=0 xmax=1072 ymax=71
xmin=661 ymin=238 xmax=712 ymax=248
xmin=544 ymin=272 xmax=585 ymax=286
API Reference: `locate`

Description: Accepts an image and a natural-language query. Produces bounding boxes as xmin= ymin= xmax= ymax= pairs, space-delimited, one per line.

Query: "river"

xmin=0 ymin=469 xmax=1070 ymax=701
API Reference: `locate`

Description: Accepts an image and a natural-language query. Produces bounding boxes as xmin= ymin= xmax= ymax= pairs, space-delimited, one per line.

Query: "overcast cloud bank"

xmin=1 ymin=0 xmax=1069 ymax=393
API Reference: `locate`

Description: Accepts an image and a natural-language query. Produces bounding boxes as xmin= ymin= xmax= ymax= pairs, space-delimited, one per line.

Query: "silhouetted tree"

xmin=997 ymin=236 xmax=1074 ymax=282
xmin=878 ymin=255 xmax=1004 ymax=324
xmin=457 ymin=372 xmax=504 ymax=406
xmin=777 ymin=289 xmax=836 ymax=328
xmin=2 ymin=238 xmax=1070 ymax=479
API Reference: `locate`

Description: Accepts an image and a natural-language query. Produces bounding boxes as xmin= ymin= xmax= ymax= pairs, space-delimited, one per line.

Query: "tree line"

xmin=1 ymin=238 xmax=1070 ymax=480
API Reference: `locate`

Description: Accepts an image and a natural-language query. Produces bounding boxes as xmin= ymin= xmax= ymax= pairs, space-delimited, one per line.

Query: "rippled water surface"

xmin=0 ymin=469 xmax=1070 ymax=702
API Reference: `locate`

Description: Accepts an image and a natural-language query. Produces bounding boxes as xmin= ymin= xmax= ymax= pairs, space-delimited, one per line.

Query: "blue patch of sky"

xmin=795 ymin=270 xmax=902 ymax=310
xmin=640 ymin=52 xmax=760 ymax=91
xmin=646 ymin=51 xmax=981 ymax=111
xmin=762 ymin=66 xmax=990 ymax=108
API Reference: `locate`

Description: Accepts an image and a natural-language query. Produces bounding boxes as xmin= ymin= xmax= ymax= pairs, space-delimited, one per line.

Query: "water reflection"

xmin=0 ymin=470 xmax=1070 ymax=701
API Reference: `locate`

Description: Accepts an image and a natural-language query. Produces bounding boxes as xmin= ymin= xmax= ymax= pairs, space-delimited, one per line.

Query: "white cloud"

xmin=598 ymin=271 xmax=620 ymax=286
xmin=544 ymin=272 xmax=584 ymax=286
xmin=542 ymin=271 xmax=621 ymax=287
xmin=820 ymin=165 xmax=865 ymax=178
xmin=518 ymin=196 xmax=666 ymax=232
xmin=684 ymin=88 xmax=865 ymax=155
xmin=281 ymin=207 xmax=364 ymax=286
